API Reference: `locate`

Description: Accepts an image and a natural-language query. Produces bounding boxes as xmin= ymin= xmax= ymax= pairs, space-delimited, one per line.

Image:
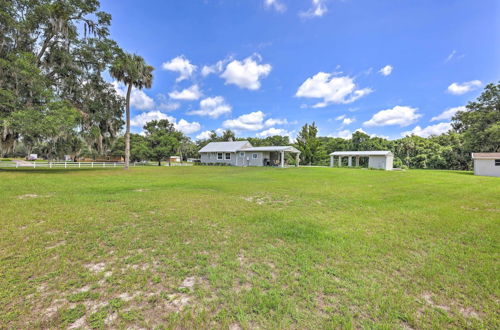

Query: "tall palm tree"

xmin=110 ymin=53 xmax=153 ymax=169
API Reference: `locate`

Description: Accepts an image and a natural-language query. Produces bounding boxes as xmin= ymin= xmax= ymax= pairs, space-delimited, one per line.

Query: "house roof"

xmin=199 ymin=141 xmax=250 ymax=153
xmin=330 ymin=151 xmax=393 ymax=156
xmin=243 ymin=146 xmax=300 ymax=153
xmin=199 ymin=141 xmax=300 ymax=154
xmin=472 ymin=153 xmax=500 ymax=159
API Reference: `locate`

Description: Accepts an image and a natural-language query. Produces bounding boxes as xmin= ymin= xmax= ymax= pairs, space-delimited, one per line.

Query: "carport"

xmin=329 ymin=151 xmax=394 ymax=170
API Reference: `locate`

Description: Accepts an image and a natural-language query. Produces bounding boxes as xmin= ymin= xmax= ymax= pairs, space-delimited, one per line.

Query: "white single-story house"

xmin=199 ymin=141 xmax=300 ymax=167
xmin=471 ymin=153 xmax=500 ymax=177
xmin=329 ymin=151 xmax=394 ymax=170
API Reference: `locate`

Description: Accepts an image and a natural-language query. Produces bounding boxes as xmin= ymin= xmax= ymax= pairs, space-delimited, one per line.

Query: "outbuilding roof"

xmin=472 ymin=153 xmax=500 ymax=159
xmin=244 ymin=146 xmax=300 ymax=153
xmin=199 ymin=141 xmax=250 ymax=153
xmin=330 ymin=151 xmax=393 ymax=156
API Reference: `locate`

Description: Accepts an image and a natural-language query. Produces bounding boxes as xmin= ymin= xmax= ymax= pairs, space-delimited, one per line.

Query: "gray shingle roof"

xmin=330 ymin=151 xmax=393 ymax=156
xmin=199 ymin=141 xmax=250 ymax=153
xmin=244 ymin=146 xmax=300 ymax=153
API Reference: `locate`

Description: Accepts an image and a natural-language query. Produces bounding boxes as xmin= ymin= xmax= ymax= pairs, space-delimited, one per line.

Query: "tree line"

xmin=195 ymin=83 xmax=499 ymax=170
xmin=1 ymin=1 xmax=498 ymax=170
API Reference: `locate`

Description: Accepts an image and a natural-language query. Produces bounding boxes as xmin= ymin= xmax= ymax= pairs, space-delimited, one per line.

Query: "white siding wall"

xmin=200 ymin=152 xmax=236 ymax=165
xmin=474 ymin=159 xmax=500 ymax=177
xmin=368 ymin=156 xmax=386 ymax=169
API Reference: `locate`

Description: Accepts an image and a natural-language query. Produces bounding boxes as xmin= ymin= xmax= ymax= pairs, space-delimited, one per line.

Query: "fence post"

xmin=103 ymin=162 xmax=105 ymax=168
xmin=16 ymin=162 xmax=19 ymax=168
xmin=91 ymin=162 xmax=94 ymax=168
xmin=50 ymin=162 xmax=52 ymax=169
xmin=114 ymin=163 xmax=116 ymax=167
xmin=33 ymin=162 xmax=36 ymax=168
xmin=79 ymin=162 xmax=81 ymax=168
xmin=65 ymin=162 xmax=67 ymax=168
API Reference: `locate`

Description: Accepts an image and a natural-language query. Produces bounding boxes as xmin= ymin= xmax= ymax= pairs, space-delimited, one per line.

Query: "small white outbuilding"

xmin=329 ymin=151 xmax=394 ymax=170
xmin=471 ymin=153 xmax=500 ymax=177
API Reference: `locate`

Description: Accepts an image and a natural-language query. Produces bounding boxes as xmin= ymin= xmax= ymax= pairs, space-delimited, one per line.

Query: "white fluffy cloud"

xmin=175 ymin=119 xmax=201 ymax=134
xmin=187 ymin=96 xmax=232 ymax=118
xmin=113 ymin=82 xmax=154 ymax=110
xmin=264 ymin=118 xmax=288 ymax=126
xmin=196 ymin=130 xmax=213 ymax=140
xmin=379 ymin=65 xmax=393 ymax=76
xmin=223 ymin=111 xmax=266 ymax=131
xmin=335 ymin=114 xmax=355 ymax=125
xmin=430 ymin=106 xmax=465 ymax=122
xmin=402 ymin=122 xmax=452 ymax=138
xmin=162 ymin=55 xmax=197 ymax=82
xmin=222 ymin=111 xmax=288 ymax=131
xmin=363 ymin=106 xmax=421 ymax=127
xmin=264 ymin=0 xmax=286 ymax=12
xmin=130 ymin=111 xmax=174 ymax=128
xmin=201 ymin=59 xmax=227 ymax=76
xmin=295 ymin=72 xmax=373 ymax=108
xmin=168 ymin=85 xmax=202 ymax=100
xmin=130 ymin=111 xmax=200 ymax=134
xmin=256 ymin=127 xmax=291 ymax=137
xmin=300 ymin=0 xmax=327 ymax=18
xmin=220 ymin=54 xmax=272 ymax=90
xmin=447 ymin=80 xmax=481 ymax=95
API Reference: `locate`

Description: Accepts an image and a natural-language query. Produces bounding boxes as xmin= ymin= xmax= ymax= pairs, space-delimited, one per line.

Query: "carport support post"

xmin=338 ymin=156 xmax=342 ymax=167
xmin=280 ymin=151 xmax=285 ymax=168
xmin=355 ymin=156 xmax=360 ymax=167
xmin=295 ymin=153 xmax=300 ymax=167
xmin=330 ymin=155 xmax=334 ymax=167
xmin=348 ymin=156 xmax=352 ymax=167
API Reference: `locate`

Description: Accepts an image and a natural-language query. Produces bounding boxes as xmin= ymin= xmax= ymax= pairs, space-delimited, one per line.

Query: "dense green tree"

xmin=296 ymin=122 xmax=323 ymax=165
xmin=247 ymin=135 xmax=290 ymax=147
xmin=143 ymin=119 xmax=183 ymax=166
xmin=110 ymin=53 xmax=154 ymax=169
xmin=452 ymin=82 xmax=500 ymax=152
xmin=0 ymin=0 xmax=126 ymax=157
xmin=111 ymin=134 xmax=150 ymax=162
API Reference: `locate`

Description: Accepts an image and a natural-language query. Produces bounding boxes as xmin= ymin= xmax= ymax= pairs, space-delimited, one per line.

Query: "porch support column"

xmin=295 ymin=153 xmax=300 ymax=167
xmin=338 ymin=156 xmax=342 ymax=167
xmin=330 ymin=155 xmax=334 ymax=167
xmin=280 ymin=151 xmax=285 ymax=168
xmin=355 ymin=156 xmax=360 ymax=167
xmin=348 ymin=156 xmax=352 ymax=167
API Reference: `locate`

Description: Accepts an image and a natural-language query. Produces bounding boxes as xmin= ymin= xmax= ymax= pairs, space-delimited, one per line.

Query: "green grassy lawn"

xmin=0 ymin=167 xmax=498 ymax=329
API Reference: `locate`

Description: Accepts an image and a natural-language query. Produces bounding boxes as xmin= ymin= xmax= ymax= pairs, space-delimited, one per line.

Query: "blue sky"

xmin=101 ymin=0 xmax=499 ymax=140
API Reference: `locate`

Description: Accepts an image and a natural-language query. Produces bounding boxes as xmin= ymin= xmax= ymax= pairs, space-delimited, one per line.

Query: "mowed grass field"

xmin=0 ymin=167 xmax=498 ymax=329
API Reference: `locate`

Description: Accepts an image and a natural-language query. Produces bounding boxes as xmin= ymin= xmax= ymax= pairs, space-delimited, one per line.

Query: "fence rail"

xmin=0 ymin=161 xmax=194 ymax=168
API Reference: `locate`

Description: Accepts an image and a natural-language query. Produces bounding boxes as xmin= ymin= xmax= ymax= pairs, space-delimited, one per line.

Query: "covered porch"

xmin=243 ymin=146 xmax=301 ymax=167
xmin=329 ymin=151 xmax=394 ymax=170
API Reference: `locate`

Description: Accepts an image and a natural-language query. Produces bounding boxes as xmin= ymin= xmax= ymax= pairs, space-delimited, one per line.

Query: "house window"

xmin=495 ymin=159 xmax=500 ymax=166
xmin=240 ymin=152 xmax=244 ymax=157
xmin=252 ymin=153 xmax=258 ymax=159
xmin=217 ymin=153 xmax=223 ymax=160
xmin=225 ymin=153 xmax=231 ymax=160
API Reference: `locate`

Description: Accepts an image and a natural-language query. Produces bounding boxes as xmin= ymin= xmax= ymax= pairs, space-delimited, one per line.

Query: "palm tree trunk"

xmin=124 ymin=83 xmax=132 ymax=170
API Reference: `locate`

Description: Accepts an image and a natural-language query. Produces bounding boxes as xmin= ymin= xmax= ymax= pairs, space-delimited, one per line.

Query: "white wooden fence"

xmin=0 ymin=161 xmax=194 ymax=168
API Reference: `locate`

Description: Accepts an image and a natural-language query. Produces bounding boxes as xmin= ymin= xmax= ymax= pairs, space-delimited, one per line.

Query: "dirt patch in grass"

xmin=46 ymin=240 xmax=66 ymax=249
xmin=85 ymin=262 xmax=107 ymax=273
xmin=17 ymin=194 xmax=41 ymax=199
xmin=242 ymin=195 xmax=292 ymax=206
xmin=459 ymin=307 xmax=480 ymax=319
xmin=67 ymin=316 xmax=86 ymax=329
xmin=118 ymin=292 xmax=141 ymax=302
